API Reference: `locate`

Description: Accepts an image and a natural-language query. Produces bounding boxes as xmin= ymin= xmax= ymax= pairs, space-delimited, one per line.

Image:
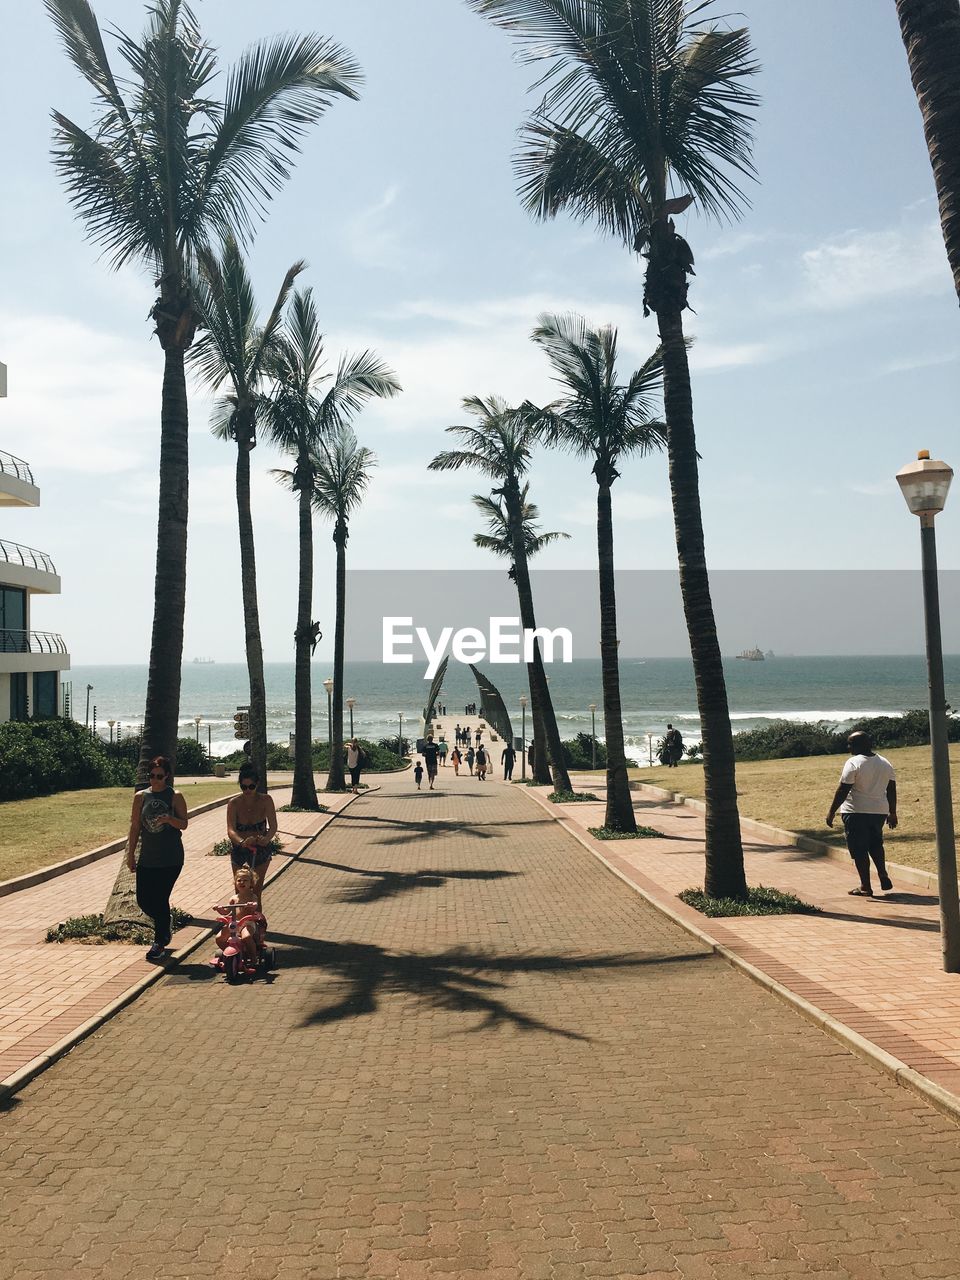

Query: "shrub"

xmin=171 ymin=736 xmax=212 ymax=776
xmin=47 ymin=906 xmax=193 ymax=945
xmin=732 ymin=720 xmax=845 ymax=762
xmin=210 ymin=837 xmax=284 ymax=858
xmin=588 ymin=825 xmax=664 ymax=839
xmin=558 ymin=733 xmax=638 ymax=769
xmin=0 ymin=718 xmax=134 ymax=801
xmin=548 ymin=789 xmax=600 ymax=803
xmin=678 ymin=885 xmax=821 ymax=917
xmin=220 ymin=736 xmax=406 ymax=773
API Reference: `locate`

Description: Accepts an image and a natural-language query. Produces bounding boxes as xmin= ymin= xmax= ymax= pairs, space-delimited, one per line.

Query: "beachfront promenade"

xmin=2 ymin=771 xmax=960 ymax=1278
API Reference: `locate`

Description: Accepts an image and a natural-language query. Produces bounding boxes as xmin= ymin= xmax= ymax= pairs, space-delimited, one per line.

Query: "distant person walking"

xmin=465 ymin=746 xmax=475 ymax=776
xmin=438 ymin=739 xmax=448 ymax=767
xmin=476 ymin=744 xmax=488 ymax=781
xmin=826 ymin=731 xmax=897 ymax=897
xmin=501 ymin=743 xmax=516 ymax=781
xmin=421 ymin=734 xmax=441 ymax=790
xmin=475 ymin=727 xmax=483 ymax=749
xmin=126 ymin=755 xmax=188 ymax=962
xmin=450 ymin=747 xmax=462 ymax=775
xmin=345 ymin=738 xmax=364 ymax=793
xmin=413 ymin=761 xmax=424 ymax=790
xmin=462 ymin=725 xmax=470 ymax=747
xmin=664 ymin=724 xmax=683 ymax=767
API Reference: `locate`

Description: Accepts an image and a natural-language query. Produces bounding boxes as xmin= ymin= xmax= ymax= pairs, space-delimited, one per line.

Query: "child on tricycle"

xmin=210 ymin=865 xmax=271 ymax=979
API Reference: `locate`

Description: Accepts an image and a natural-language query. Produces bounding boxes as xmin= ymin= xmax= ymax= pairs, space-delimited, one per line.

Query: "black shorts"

xmin=350 ymin=767 xmax=361 ymax=785
xmin=841 ymin=813 xmax=886 ymax=859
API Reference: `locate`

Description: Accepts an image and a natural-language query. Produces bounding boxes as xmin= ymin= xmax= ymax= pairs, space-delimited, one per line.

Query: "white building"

xmin=0 ymin=360 xmax=70 ymax=721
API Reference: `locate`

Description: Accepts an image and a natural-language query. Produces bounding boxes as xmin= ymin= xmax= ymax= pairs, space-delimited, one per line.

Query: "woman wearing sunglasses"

xmin=226 ymin=765 xmax=278 ymax=908
xmin=125 ymin=755 xmax=189 ymax=961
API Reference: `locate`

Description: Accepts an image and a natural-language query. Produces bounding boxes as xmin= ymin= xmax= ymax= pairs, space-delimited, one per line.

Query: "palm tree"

xmin=429 ymin=398 xmax=572 ymax=793
xmin=266 ymin=289 xmax=399 ymax=809
xmin=895 ymin=0 xmax=960 ymax=304
xmin=308 ymin=429 xmax=377 ymax=792
xmin=472 ymin=486 xmax=569 ymax=564
xmin=46 ymin=0 xmax=361 ymax=779
xmin=469 ymin=0 xmax=758 ymax=897
xmin=190 ymin=237 xmax=304 ymax=792
xmin=528 ymin=313 xmax=665 ymax=832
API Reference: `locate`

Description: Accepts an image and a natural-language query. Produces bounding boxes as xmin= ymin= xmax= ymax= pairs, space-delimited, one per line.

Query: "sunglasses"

xmin=240 ymin=782 xmax=256 ymax=791
xmin=149 ymin=771 xmax=167 ymax=780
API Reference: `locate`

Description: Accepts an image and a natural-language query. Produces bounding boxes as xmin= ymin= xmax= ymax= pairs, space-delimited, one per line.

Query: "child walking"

xmin=414 ymin=761 xmax=424 ymax=790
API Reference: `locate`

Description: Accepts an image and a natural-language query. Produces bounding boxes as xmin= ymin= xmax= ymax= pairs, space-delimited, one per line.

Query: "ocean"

xmin=66 ymin=655 xmax=960 ymax=763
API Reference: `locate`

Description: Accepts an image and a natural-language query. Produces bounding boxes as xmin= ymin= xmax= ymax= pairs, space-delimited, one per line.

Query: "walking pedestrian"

xmin=421 ymin=734 xmax=441 ymax=790
xmin=438 ymin=738 xmax=448 ymax=767
xmin=345 ymin=738 xmax=364 ymax=793
xmin=501 ymin=743 xmax=516 ymax=781
xmin=475 ymin=727 xmax=482 ymax=749
xmin=450 ymin=747 xmax=462 ymax=775
xmin=414 ymin=761 xmax=424 ymax=790
xmin=126 ymin=755 xmax=188 ymax=961
xmin=465 ymin=746 xmax=475 ymax=776
xmin=825 ymin=731 xmax=897 ymax=896
xmin=476 ymin=744 xmax=488 ymax=781
xmin=664 ymin=724 xmax=683 ymax=768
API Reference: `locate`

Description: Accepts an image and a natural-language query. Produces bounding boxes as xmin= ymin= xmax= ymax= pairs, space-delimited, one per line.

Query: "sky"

xmin=1 ymin=0 xmax=958 ymax=665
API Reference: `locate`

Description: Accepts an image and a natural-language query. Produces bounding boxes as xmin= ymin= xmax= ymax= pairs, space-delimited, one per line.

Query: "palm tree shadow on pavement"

xmin=327 ymin=811 xmax=539 ymax=849
xmin=300 ymin=859 xmax=521 ymax=905
xmin=261 ymin=934 xmax=710 ymax=1040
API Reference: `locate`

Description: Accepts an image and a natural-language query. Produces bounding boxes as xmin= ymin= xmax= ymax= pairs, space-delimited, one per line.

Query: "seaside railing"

xmin=0 ymin=539 xmax=57 ymax=574
xmin=0 ymin=450 xmax=35 ymax=486
xmin=0 ymin=629 xmax=67 ymax=654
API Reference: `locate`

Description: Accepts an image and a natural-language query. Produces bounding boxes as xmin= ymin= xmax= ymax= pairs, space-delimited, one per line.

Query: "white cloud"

xmin=881 ymin=350 xmax=958 ymax=375
xmin=800 ymin=221 xmax=950 ymax=311
xmin=341 ymin=185 xmax=442 ymax=274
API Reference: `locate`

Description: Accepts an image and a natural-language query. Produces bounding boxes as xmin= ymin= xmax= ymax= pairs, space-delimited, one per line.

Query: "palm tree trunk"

xmin=597 ymin=481 xmax=636 ymax=832
xmin=895 ymin=0 xmax=960 ymax=305
xmin=508 ymin=492 xmax=572 ymax=791
xmin=293 ymin=479 xmax=319 ymax=809
xmin=654 ymin=302 xmax=746 ymax=899
xmin=236 ymin=436 xmax=268 ymax=793
xmin=526 ymin=667 xmax=551 ymax=785
xmin=137 ymin=342 xmax=189 ymax=781
xmin=326 ymin=533 xmax=347 ymax=790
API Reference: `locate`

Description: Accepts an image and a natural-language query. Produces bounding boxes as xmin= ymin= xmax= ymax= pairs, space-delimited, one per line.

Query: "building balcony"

xmin=0 ymin=539 xmax=61 ymax=594
xmin=0 ymin=450 xmax=40 ymax=507
xmin=0 ymin=630 xmax=70 ymax=674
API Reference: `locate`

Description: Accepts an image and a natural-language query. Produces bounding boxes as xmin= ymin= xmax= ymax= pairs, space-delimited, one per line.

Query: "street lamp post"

xmin=519 ymin=694 xmax=528 ymax=781
xmin=194 ymin=714 xmax=202 ymax=744
xmin=85 ymin=683 xmax=93 ymax=729
xmin=398 ymin=713 xmax=404 ymax=758
xmin=108 ymin=719 xmax=115 ymax=746
xmin=207 ymin=723 xmax=212 ymax=756
xmin=323 ymin=677 xmax=334 ymax=752
xmin=346 ymin=697 xmax=355 ymax=739
xmin=896 ymin=450 xmax=960 ymax=972
xmin=589 ymin=704 xmax=597 ymax=771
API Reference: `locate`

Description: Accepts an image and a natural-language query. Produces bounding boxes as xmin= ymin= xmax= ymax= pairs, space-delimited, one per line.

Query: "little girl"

xmin=213 ymin=865 xmax=266 ymax=969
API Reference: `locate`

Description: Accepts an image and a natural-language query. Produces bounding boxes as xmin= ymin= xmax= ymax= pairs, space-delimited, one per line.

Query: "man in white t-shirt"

xmin=825 ymin=731 xmax=897 ymax=897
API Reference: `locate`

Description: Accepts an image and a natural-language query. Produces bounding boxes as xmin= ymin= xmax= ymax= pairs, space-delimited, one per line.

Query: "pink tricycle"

xmin=210 ymin=900 xmax=275 ymax=982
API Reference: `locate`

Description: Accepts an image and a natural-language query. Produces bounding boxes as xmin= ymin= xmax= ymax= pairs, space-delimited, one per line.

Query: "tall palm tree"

xmin=528 ymin=313 xmax=665 ymax=833
xmin=469 ymin=0 xmax=758 ymax=897
xmin=472 ymin=486 xmax=569 ymax=564
xmin=190 ymin=237 xmax=305 ymax=792
xmin=46 ymin=0 xmax=361 ymax=779
xmin=429 ymin=398 xmax=572 ymax=792
xmin=308 ymin=429 xmax=377 ymax=792
xmin=267 ymin=289 xmax=399 ymax=808
xmin=895 ymin=0 xmax=960 ymax=304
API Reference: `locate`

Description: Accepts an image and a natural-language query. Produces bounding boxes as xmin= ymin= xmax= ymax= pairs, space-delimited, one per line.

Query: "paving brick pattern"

xmin=2 ymin=773 xmax=960 ymax=1279
xmin=548 ymin=783 xmax=960 ymax=1099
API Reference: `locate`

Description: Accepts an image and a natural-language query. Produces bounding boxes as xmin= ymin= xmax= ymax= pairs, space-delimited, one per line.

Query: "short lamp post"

xmin=194 ymin=714 xmax=202 ymax=744
xmin=108 ymin=719 xmax=115 ymax=746
xmin=346 ymin=697 xmax=355 ymax=739
xmin=896 ymin=450 xmax=960 ymax=973
xmin=323 ymin=677 xmax=334 ymax=751
xmin=398 ymin=712 xmax=404 ymax=758
xmin=85 ymin=683 xmax=93 ymax=729
xmin=589 ymin=703 xmax=597 ymax=770
xmin=519 ymin=694 xmax=528 ymax=781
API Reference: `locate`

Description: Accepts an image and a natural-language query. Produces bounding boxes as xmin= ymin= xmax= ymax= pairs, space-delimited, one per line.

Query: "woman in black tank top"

xmin=125 ymin=755 xmax=188 ymax=961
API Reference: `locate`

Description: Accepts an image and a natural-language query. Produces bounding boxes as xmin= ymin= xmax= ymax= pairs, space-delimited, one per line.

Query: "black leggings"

xmin=136 ymin=861 xmax=184 ymax=945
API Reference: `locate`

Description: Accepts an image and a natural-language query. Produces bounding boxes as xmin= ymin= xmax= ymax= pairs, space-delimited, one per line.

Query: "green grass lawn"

xmin=603 ymin=745 xmax=960 ymax=877
xmin=0 ymin=780 xmax=236 ymax=883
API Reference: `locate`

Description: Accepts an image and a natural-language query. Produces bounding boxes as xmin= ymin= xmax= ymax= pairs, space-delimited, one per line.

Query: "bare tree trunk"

xmin=236 ymin=431 xmax=268 ymax=792
xmin=292 ymin=479 xmax=319 ymax=809
xmin=597 ymin=480 xmax=636 ymax=832
xmin=895 ymin=0 xmax=960 ymax=304
xmin=326 ymin=532 xmax=347 ymax=790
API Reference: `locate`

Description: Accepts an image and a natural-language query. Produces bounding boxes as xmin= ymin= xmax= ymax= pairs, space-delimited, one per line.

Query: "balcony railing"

xmin=0 ymin=450 xmax=35 ymax=485
xmin=0 ymin=539 xmax=57 ymax=574
xmin=0 ymin=629 xmax=67 ymax=654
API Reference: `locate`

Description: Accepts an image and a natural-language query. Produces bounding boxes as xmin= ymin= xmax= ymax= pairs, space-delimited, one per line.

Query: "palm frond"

xmin=317 ymin=350 xmax=401 ymax=434
xmin=308 ymin=429 xmax=377 ymax=534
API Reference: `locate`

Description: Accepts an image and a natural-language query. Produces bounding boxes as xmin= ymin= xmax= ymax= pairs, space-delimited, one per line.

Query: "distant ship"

xmin=192 ymin=657 xmax=215 ymax=665
xmin=735 ymin=647 xmax=765 ymax=661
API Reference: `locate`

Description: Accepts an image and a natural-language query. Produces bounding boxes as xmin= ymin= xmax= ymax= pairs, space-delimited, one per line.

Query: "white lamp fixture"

xmin=896 ymin=450 xmax=953 ymax=521
xmin=322 ymin=677 xmax=334 ymax=696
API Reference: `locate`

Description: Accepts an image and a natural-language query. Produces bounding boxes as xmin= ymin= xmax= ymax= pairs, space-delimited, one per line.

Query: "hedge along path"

xmin=0 ymin=787 xmax=356 ymax=1090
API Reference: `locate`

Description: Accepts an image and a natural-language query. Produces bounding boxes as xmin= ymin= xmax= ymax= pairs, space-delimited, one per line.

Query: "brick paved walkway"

xmin=0 ymin=787 xmax=354 ymax=1087
xmin=542 ymin=779 xmax=960 ymax=1102
xmin=2 ymin=771 xmax=960 ymax=1279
